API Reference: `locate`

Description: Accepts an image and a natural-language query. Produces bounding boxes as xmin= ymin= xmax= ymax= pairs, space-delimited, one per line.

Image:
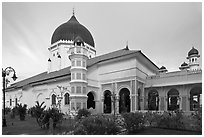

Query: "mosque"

xmin=5 ymin=12 xmax=202 ymax=115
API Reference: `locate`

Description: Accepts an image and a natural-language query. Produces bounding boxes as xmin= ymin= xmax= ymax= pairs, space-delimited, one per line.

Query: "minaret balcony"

xmin=189 ymin=62 xmax=199 ymax=66
xmin=70 ymin=79 xmax=88 ymax=84
xmin=69 ymin=46 xmax=88 ymax=57
xmin=70 ymin=66 xmax=87 ymax=71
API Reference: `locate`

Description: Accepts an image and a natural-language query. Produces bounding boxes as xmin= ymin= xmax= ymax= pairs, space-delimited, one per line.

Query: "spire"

xmin=72 ymin=7 xmax=75 ymax=16
xmin=124 ymin=41 xmax=129 ymax=50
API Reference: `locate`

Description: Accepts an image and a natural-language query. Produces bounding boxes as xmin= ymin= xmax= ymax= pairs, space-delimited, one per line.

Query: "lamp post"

xmin=2 ymin=67 xmax=17 ymax=127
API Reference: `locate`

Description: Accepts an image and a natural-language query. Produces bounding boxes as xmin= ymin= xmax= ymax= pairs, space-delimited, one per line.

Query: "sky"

xmin=2 ymin=2 xmax=202 ymax=83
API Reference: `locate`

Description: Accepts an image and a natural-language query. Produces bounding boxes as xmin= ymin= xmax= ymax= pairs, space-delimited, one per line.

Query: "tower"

xmin=47 ymin=12 xmax=96 ymax=114
xmin=69 ymin=36 xmax=88 ymax=114
xmin=187 ymin=47 xmax=200 ymax=71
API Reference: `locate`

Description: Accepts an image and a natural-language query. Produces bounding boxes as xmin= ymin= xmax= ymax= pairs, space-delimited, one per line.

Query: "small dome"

xmin=181 ymin=62 xmax=188 ymax=67
xmin=160 ymin=66 xmax=166 ymax=70
xmin=51 ymin=15 xmax=95 ymax=47
xmin=188 ymin=47 xmax=199 ymax=56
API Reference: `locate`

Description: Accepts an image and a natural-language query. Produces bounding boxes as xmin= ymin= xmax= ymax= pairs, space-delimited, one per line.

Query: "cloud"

xmin=17 ymin=44 xmax=39 ymax=63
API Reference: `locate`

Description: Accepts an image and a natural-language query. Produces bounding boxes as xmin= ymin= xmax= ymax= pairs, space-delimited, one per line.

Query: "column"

xmin=116 ymin=95 xmax=119 ymax=114
xmin=101 ymin=96 xmax=104 ymax=113
xmin=159 ymin=96 xmax=165 ymax=111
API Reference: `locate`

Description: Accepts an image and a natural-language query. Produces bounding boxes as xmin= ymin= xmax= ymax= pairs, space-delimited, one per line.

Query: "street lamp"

xmin=2 ymin=67 xmax=17 ymax=127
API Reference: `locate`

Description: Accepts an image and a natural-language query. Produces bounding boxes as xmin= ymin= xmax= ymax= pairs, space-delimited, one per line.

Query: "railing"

xmin=69 ymin=46 xmax=88 ymax=56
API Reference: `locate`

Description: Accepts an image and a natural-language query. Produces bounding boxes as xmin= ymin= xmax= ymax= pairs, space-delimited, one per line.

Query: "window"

xmin=87 ymin=92 xmax=95 ymax=109
xmin=76 ymin=86 xmax=81 ymax=93
xmin=77 ymin=42 xmax=82 ymax=46
xmin=104 ymin=90 xmax=112 ymax=113
xmin=72 ymin=60 xmax=75 ymax=66
xmin=192 ymin=58 xmax=194 ymax=62
xmin=64 ymin=93 xmax=70 ymax=105
xmin=15 ymin=98 xmax=18 ymax=106
xmin=167 ymin=89 xmax=179 ymax=111
xmin=148 ymin=90 xmax=159 ymax=110
xmin=76 ymin=60 xmax=81 ymax=66
xmin=71 ymin=86 xmax=75 ymax=93
xmin=82 ymin=73 xmax=86 ymax=80
xmin=190 ymin=87 xmax=202 ymax=111
xmin=83 ymin=61 xmax=86 ymax=67
xmin=76 ymin=73 xmax=81 ymax=79
xmin=83 ymin=87 xmax=86 ymax=94
xmin=138 ymin=89 xmax=141 ymax=110
xmin=52 ymin=94 xmax=56 ymax=105
xmin=71 ymin=73 xmax=75 ymax=80
xmin=10 ymin=99 xmax=12 ymax=106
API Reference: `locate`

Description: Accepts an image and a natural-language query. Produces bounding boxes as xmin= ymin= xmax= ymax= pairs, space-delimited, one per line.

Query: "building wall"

xmin=5 ymin=54 xmax=201 ymax=115
xmin=5 ymin=79 xmax=72 ymax=114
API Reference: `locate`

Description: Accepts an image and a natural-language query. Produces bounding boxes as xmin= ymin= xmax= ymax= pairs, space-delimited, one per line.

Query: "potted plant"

xmin=17 ymin=104 xmax=27 ymax=121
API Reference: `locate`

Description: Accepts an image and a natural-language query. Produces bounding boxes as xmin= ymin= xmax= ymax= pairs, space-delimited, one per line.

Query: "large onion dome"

xmin=188 ymin=47 xmax=199 ymax=56
xmin=51 ymin=15 xmax=95 ymax=47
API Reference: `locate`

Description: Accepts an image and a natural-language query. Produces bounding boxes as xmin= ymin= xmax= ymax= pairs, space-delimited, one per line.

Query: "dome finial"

xmin=73 ymin=7 xmax=75 ymax=16
xmin=124 ymin=41 xmax=129 ymax=50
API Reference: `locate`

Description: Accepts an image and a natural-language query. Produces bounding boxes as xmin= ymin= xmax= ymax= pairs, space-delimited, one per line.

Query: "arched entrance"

xmin=190 ymin=86 xmax=202 ymax=111
xmin=87 ymin=92 xmax=95 ymax=109
xmin=119 ymin=88 xmax=130 ymax=113
xmin=167 ymin=89 xmax=179 ymax=111
xmin=148 ymin=90 xmax=159 ymax=110
xmin=104 ymin=90 xmax=112 ymax=113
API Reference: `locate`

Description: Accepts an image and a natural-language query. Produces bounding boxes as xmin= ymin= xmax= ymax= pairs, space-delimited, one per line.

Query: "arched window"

xmin=52 ymin=94 xmax=56 ymax=105
xmin=104 ymin=90 xmax=112 ymax=113
xmin=87 ymin=92 xmax=95 ymax=109
xmin=167 ymin=89 xmax=179 ymax=111
xmin=64 ymin=93 xmax=70 ymax=105
xmin=119 ymin=88 xmax=130 ymax=113
xmin=190 ymin=87 xmax=202 ymax=111
xmin=148 ymin=90 xmax=159 ymax=110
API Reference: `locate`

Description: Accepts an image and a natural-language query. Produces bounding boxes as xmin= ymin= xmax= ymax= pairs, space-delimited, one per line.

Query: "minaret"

xmin=187 ymin=47 xmax=200 ymax=71
xmin=68 ymin=36 xmax=88 ymax=114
